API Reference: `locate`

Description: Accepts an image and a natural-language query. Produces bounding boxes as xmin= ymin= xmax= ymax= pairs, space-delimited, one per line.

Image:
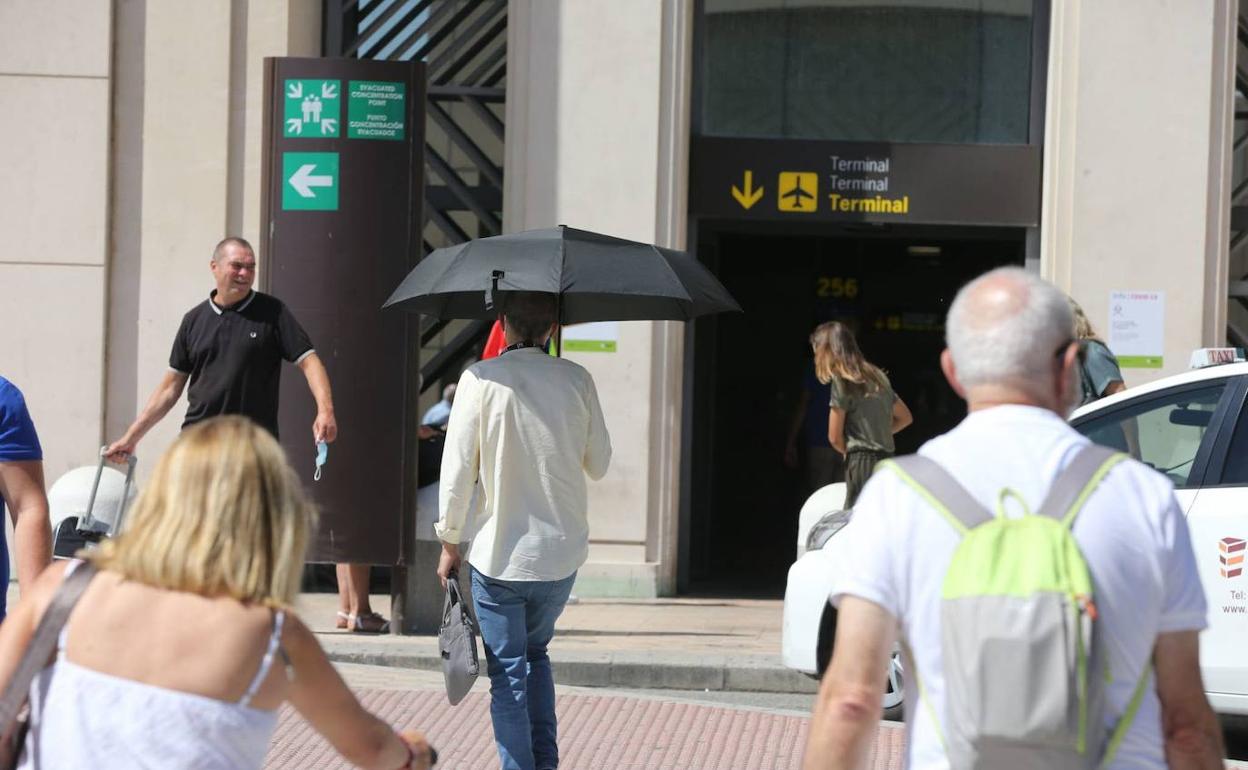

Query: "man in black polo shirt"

xmin=104 ymin=237 xmax=336 ymax=453
xmin=104 ymin=238 xmax=389 ymax=633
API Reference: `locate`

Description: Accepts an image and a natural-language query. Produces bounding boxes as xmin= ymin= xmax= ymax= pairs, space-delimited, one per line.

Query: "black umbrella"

xmin=381 ymin=225 xmax=740 ymax=323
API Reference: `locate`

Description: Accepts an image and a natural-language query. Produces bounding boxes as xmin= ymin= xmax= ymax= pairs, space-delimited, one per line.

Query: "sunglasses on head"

xmin=1055 ymin=338 xmax=1087 ymax=365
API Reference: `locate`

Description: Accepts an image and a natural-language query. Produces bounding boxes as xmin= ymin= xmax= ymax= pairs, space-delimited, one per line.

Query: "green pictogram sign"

xmin=348 ymin=80 xmax=406 ymax=140
xmin=282 ymin=152 xmax=339 ymax=211
xmin=284 ymin=79 xmax=341 ymax=138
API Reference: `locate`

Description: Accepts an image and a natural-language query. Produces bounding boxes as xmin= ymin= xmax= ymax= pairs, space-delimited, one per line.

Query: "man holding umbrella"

xmin=435 ymin=291 xmax=611 ymax=770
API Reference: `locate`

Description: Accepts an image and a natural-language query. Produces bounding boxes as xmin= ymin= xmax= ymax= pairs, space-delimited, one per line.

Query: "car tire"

xmin=881 ymin=648 xmax=904 ymax=722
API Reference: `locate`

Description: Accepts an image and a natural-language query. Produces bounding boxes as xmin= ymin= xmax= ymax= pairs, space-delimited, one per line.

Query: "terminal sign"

xmin=691 ymin=137 xmax=1040 ymax=227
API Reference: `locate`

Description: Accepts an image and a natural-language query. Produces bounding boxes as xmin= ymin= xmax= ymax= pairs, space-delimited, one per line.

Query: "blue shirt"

xmin=422 ymin=399 xmax=452 ymax=428
xmin=0 ymin=377 xmax=41 ymax=618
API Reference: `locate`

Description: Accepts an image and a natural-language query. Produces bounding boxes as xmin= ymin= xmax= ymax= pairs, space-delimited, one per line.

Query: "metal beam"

xmin=428 ymin=85 xmax=506 ymax=102
xmin=420 ymin=317 xmax=451 ymax=345
xmin=432 ymin=7 xmax=507 ymax=85
xmin=426 ymin=204 xmax=473 ymax=243
xmin=462 ymin=95 xmax=505 ymax=141
xmin=399 ymin=0 xmax=478 ymax=63
xmin=428 ymin=101 xmax=504 ymax=188
xmin=462 ymin=44 xmax=506 ymax=88
xmin=427 ymin=147 xmax=502 ymax=234
xmin=1234 ymin=205 xmax=1248 ymax=232
xmin=350 ymin=0 xmax=434 ymax=58
xmin=420 ymin=320 xmax=492 ymax=391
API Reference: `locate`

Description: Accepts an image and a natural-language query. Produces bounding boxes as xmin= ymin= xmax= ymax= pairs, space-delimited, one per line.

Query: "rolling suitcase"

xmin=52 ymin=450 xmax=136 ymax=560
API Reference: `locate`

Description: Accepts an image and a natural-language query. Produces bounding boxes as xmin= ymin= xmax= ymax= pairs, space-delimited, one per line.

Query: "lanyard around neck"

xmin=501 ymin=341 xmax=544 ymax=355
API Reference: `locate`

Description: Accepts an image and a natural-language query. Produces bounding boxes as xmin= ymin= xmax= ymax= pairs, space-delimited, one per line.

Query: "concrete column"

xmin=505 ymin=0 xmax=692 ymax=596
xmin=0 ymin=0 xmax=113 ymax=481
xmin=1040 ymin=0 xmax=1234 ymax=380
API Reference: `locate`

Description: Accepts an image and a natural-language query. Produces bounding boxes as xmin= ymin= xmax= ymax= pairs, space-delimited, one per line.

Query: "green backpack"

xmin=883 ymin=445 xmax=1151 ymax=769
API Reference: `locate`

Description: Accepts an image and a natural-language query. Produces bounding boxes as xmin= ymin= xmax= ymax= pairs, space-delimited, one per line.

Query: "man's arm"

xmin=297 ymin=352 xmax=337 ymax=443
xmin=802 ymin=596 xmax=897 ymax=770
xmin=0 ymin=460 xmax=51 ymax=592
xmin=104 ymin=370 xmax=188 ymax=462
xmin=583 ymin=376 xmax=611 ymax=481
xmin=1154 ymin=630 xmax=1223 ymax=768
xmin=435 ymin=371 xmax=481 ymax=587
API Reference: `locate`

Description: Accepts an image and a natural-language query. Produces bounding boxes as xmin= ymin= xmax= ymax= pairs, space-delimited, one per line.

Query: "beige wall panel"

xmin=0 ymin=0 xmax=111 ymax=77
xmin=1042 ymin=0 xmax=1229 ymax=382
xmin=568 ymin=325 xmax=654 ymax=544
xmin=555 ymin=1 xmax=662 ymax=230
xmin=587 ymin=542 xmax=648 ymax=563
xmin=0 ymin=264 xmax=104 ymax=480
xmin=123 ymin=1 xmax=234 ymax=468
xmin=556 ymin=0 xmax=664 ymax=547
xmin=0 ymin=78 xmax=110 ymax=266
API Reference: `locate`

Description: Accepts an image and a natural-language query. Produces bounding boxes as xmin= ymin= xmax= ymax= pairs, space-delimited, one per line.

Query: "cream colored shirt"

xmin=436 ymin=347 xmax=612 ymax=581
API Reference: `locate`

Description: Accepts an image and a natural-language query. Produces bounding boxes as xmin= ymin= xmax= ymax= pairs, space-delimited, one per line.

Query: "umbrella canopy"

xmin=382 ymin=225 xmax=740 ymax=323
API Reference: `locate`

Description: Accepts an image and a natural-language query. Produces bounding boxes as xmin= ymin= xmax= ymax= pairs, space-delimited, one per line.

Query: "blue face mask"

xmin=314 ymin=440 xmax=328 ymax=482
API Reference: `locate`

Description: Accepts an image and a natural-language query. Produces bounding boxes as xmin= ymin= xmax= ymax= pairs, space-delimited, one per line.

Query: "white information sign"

xmin=562 ymin=321 xmax=619 ymax=353
xmin=1107 ymin=290 xmax=1164 ymax=368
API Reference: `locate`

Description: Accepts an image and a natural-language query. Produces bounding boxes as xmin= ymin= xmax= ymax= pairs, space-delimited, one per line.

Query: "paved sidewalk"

xmin=298 ymin=592 xmax=818 ymax=695
xmin=265 ymin=664 xmax=891 ymax=770
xmin=265 ymin=687 xmax=871 ymax=769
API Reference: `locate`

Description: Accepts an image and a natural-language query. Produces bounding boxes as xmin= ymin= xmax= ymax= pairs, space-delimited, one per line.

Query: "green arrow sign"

xmin=282 ymin=152 xmax=339 ymax=211
xmin=284 ymin=79 xmax=341 ymax=138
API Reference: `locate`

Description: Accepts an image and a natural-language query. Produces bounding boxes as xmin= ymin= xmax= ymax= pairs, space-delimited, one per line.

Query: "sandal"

xmin=335 ymin=611 xmax=350 ymax=630
xmin=348 ymin=611 xmax=390 ymax=634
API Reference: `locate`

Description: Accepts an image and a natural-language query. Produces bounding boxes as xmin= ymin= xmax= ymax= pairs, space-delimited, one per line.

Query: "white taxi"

xmin=781 ymin=349 xmax=1248 ymax=717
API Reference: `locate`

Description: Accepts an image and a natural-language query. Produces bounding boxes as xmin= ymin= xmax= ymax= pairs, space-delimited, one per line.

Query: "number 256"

xmin=816 ymin=277 xmax=859 ymax=299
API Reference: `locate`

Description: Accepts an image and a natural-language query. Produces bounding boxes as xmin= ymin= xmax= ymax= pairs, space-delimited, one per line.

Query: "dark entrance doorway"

xmin=683 ymin=223 xmax=1025 ymax=595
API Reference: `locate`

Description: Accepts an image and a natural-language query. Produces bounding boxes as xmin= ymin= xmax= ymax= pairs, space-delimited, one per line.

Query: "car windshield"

xmin=1072 ymin=383 xmax=1226 ymax=488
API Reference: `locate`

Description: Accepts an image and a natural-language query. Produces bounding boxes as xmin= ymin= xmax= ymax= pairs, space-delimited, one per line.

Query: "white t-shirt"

xmin=831 ymin=405 xmax=1207 ymax=770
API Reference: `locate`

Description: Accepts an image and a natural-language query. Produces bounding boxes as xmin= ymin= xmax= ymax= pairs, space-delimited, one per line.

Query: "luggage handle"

xmin=80 ymin=448 xmax=137 ymax=535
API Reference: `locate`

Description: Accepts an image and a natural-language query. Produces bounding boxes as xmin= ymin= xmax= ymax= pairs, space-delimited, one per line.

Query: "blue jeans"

xmin=470 ymin=566 xmax=576 ymax=770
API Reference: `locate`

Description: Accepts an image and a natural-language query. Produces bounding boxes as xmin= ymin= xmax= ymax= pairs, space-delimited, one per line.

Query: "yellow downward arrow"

xmin=731 ymin=170 xmax=764 ymax=210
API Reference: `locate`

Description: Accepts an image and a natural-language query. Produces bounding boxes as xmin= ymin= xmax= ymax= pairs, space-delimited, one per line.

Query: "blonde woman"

xmin=1069 ymin=297 xmax=1126 ymax=404
xmin=0 ymin=416 xmax=432 ymax=770
xmin=811 ymin=322 xmax=912 ymax=508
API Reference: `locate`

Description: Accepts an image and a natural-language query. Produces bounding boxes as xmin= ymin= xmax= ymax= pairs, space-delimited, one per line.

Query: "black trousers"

xmin=844 ymin=449 xmax=891 ymax=509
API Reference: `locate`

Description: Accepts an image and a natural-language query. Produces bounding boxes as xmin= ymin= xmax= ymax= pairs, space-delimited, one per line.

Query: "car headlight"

xmin=805 ymin=509 xmax=852 ymax=552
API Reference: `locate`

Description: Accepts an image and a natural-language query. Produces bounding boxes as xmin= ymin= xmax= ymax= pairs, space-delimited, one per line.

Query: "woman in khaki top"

xmin=811 ymin=322 xmax=913 ymax=508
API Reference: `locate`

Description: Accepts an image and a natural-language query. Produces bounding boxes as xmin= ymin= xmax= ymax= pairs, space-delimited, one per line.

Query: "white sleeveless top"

xmin=17 ymin=581 xmax=286 ymax=770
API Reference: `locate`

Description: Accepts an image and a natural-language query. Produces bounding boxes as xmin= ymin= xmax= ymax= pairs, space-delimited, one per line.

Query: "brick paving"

xmin=263 ymin=687 xmax=907 ymax=769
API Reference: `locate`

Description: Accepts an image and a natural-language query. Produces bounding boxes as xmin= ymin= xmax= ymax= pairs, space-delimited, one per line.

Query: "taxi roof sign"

xmin=1189 ymin=348 xmax=1245 ymax=369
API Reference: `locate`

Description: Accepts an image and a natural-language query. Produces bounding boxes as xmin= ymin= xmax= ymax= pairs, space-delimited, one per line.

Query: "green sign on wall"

xmin=348 ymin=80 xmax=406 ymax=140
xmin=282 ymin=152 xmax=339 ymax=211
xmin=284 ymin=79 xmax=341 ymax=138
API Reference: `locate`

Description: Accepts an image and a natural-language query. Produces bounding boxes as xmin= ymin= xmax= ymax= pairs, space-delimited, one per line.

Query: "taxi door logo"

xmin=1220 ymin=537 xmax=1246 ymax=578
xmin=778 ymin=172 xmax=818 ymax=212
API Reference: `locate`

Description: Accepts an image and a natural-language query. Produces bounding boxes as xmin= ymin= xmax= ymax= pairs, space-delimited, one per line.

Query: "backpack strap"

xmin=885 ymin=455 xmax=994 ymax=535
xmin=1035 ymin=445 xmax=1126 ymax=528
xmin=1099 ymin=663 xmax=1152 ymax=768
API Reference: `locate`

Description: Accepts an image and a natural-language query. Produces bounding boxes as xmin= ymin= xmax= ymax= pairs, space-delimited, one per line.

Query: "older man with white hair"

xmin=802 ymin=268 xmax=1221 ymax=769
